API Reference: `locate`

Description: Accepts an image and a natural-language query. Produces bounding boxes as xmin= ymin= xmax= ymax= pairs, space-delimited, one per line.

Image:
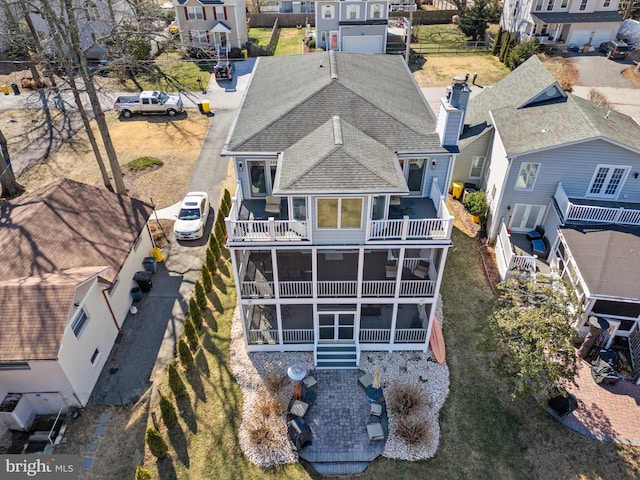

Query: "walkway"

xmin=299 ymin=370 xmax=386 ymax=475
xmin=555 ymin=359 xmax=640 ymax=445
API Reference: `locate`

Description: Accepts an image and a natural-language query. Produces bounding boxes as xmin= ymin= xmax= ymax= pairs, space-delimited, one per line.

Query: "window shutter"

xmin=184 ymin=7 xmax=188 ymax=19
xmin=189 ymin=30 xmax=192 ymax=42
xmin=203 ymin=7 xmax=207 ymax=20
xmin=213 ymin=8 xmax=217 ymax=20
xmin=223 ymin=7 xmax=227 ymax=20
xmin=206 ymin=31 xmax=210 ymax=43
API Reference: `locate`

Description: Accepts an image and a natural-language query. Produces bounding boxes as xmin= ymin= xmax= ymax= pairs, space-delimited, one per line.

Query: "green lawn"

xmin=274 ymin=29 xmax=305 ymax=56
xmin=119 ymin=53 xmax=211 ymax=92
xmin=145 ymin=207 xmax=640 ymax=479
xmin=248 ymin=27 xmax=273 ymax=46
xmin=411 ymin=24 xmax=489 ymax=55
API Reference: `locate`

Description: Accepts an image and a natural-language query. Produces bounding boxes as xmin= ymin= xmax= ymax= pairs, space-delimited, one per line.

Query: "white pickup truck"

xmin=114 ymin=90 xmax=183 ymax=118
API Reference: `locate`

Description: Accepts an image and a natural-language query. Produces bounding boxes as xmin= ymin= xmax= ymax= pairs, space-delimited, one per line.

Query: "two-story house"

xmin=0 ymin=179 xmax=154 ymax=432
xmin=453 ymin=55 xmax=640 ymax=349
xmin=174 ymin=0 xmax=248 ymax=56
xmin=500 ymin=0 xmax=623 ymax=48
xmin=315 ymin=1 xmax=389 ymax=53
xmin=222 ymin=51 xmax=468 ymax=368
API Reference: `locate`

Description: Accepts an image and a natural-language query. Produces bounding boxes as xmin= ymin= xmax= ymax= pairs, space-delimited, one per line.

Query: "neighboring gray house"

xmin=222 ymin=51 xmax=466 ymax=367
xmin=315 ymin=0 xmax=389 ymax=53
xmin=262 ymin=0 xmax=315 ymax=13
xmin=501 ymin=0 xmax=623 ymax=48
xmin=454 ymin=55 xmax=640 ymax=348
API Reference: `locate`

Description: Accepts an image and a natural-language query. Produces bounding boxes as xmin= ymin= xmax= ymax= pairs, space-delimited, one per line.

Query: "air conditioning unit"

xmin=0 ymin=394 xmax=35 ymax=431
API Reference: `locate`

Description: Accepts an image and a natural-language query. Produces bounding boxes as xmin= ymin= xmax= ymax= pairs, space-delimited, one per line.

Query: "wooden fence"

xmin=247 ymin=9 xmax=457 ymax=28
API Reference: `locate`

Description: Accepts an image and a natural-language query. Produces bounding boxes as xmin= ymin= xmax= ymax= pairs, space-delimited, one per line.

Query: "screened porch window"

xmin=317 ymin=198 xmax=363 ymax=229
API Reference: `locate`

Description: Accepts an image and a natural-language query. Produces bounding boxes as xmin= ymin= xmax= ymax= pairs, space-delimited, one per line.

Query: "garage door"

xmin=568 ymin=29 xmax=590 ymax=46
xmin=343 ymin=36 xmax=383 ymax=54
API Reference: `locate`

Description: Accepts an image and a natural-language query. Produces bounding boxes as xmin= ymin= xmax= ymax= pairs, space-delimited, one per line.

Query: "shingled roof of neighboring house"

xmin=225 ymin=51 xmax=445 ymax=157
xmin=0 ymin=267 xmax=108 ymax=361
xmin=0 ymin=178 xmax=153 ymax=283
xmin=461 ymin=55 xmax=640 ymax=154
xmin=560 ymin=225 xmax=640 ymax=300
xmin=0 ymin=179 xmax=153 ymax=361
xmin=274 ymin=115 xmax=408 ymax=195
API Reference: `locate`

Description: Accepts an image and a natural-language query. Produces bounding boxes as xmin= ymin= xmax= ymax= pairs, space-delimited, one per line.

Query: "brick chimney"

xmin=435 ymin=75 xmax=470 ymax=147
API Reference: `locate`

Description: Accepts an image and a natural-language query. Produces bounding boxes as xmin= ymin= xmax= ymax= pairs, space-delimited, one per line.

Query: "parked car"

xmin=173 ymin=192 xmax=210 ymax=240
xmin=598 ymin=41 xmax=630 ymax=59
xmin=114 ymin=91 xmax=183 ymax=118
xmin=213 ymin=62 xmax=234 ymax=81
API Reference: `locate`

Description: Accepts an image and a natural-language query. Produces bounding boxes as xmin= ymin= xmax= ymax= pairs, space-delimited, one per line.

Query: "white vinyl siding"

xmin=515 ymin=163 xmax=540 ymax=191
xmin=586 ymin=165 xmax=629 ymax=199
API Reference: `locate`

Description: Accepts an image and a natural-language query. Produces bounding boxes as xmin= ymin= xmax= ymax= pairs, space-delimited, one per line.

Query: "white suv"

xmin=173 ymin=192 xmax=210 ymax=240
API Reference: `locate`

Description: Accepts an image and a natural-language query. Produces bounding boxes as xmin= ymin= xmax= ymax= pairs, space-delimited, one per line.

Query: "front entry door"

xmin=318 ymin=313 xmax=355 ymax=341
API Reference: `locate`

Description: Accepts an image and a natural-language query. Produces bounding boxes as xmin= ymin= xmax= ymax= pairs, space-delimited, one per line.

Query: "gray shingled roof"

xmin=275 ymin=116 xmax=408 ymax=194
xmin=560 ymin=225 xmax=640 ymax=299
xmin=491 ymin=93 xmax=640 ymax=156
xmin=226 ymin=52 xmax=444 ymax=154
xmin=531 ymin=11 xmax=623 ymax=24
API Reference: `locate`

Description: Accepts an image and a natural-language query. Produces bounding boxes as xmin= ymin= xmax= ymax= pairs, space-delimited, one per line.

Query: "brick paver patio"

xmin=558 ymin=359 xmax=640 ymax=445
xmin=297 ymin=370 xmax=386 ymax=471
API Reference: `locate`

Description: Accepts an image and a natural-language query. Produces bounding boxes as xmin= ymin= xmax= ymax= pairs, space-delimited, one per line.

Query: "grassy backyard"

xmin=139 ymin=207 xmax=640 ymax=479
xmin=248 ymin=27 xmax=306 ymax=56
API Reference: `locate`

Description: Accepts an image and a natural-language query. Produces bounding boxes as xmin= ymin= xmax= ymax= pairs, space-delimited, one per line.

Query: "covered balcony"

xmin=239 ymin=249 xmax=438 ymax=300
xmin=554 ymin=183 xmax=640 ymax=226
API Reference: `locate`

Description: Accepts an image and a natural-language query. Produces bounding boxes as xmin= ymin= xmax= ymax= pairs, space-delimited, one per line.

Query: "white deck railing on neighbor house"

xmin=248 ymin=329 xmax=279 ymax=345
xmin=395 ymin=328 xmax=428 ymax=343
xmin=554 ymin=182 xmax=640 ymax=226
xmin=283 ymin=329 xmax=314 ymax=343
xmin=241 ymin=281 xmax=274 ymax=298
xmin=495 ymin=221 xmax=536 ymax=280
xmin=360 ymin=329 xmax=392 ymax=343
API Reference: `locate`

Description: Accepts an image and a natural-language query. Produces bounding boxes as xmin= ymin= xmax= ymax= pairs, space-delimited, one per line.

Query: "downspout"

xmin=102 ymin=289 xmax=121 ymax=331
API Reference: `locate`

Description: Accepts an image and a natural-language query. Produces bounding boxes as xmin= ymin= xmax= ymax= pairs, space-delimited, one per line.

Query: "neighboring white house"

xmin=0 ymin=179 xmax=154 ymax=432
xmin=315 ymin=1 xmax=389 ymax=53
xmin=222 ymin=51 xmax=467 ymax=368
xmin=454 ymin=55 xmax=640 ymax=350
xmin=500 ymin=0 xmax=623 ymax=47
xmin=173 ymin=0 xmax=249 ymax=55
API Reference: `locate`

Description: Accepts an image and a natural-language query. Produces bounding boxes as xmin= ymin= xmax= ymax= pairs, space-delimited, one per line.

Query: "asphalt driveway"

xmin=568 ymin=50 xmax=639 ymax=88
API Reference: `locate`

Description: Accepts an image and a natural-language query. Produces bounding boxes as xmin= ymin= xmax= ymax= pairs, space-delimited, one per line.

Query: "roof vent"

xmin=332 ymin=115 xmax=343 ymax=145
xmin=541 ymin=128 xmax=549 ymax=133
xmin=605 ymin=110 xmax=611 ymax=119
xmin=329 ymin=50 xmax=338 ymax=80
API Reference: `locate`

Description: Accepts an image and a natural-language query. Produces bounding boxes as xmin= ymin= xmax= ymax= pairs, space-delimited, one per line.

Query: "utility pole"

xmin=404 ymin=0 xmax=415 ymax=64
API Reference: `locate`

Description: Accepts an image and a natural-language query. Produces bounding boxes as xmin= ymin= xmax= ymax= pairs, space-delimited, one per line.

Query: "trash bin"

xmin=241 ymin=49 xmax=248 ymax=59
xmin=451 ymin=182 xmax=464 ymax=200
xmin=462 ymin=187 xmax=476 ymax=204
xmin=201 ymin=100 xmax=210 ymax=114
xmin=1 ymin=85 xmax=9 ymax=95
xmin=143 ymin=256 xmax=157 ymax=273
xmin=152 ymin=247 xmax=164 ymax=263
xmin=134 ymin=271 xmax=153 ymax=292
xmin=130 ymin=286 xmax=143 ymax=302
xmin=10 ymin=83 xmax=20 ymax=95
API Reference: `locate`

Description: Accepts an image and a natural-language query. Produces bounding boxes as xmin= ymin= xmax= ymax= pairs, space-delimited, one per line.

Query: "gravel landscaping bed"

xmin=229 ymin=299 xmax=450 ymax=467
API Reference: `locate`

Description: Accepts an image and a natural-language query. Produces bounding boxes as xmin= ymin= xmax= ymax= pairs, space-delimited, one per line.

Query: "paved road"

xmin=88 ymin=60 xmax=255 ymax=406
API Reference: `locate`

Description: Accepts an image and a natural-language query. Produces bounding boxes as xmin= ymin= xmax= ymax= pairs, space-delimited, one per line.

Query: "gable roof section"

xmin=0 ymin=178 xmax=153 ymax=283
xmin=491 ymin=93 xmax=640 ymax=156
xmin=463 ymin=55 xmax=561 ymax=128
xmin=226 ymin=51 xmax=444 ymax=154
xmin=275 ymin=116 xmax=408 ymax=194
xmin=0 ymin=267 xmax=108 ymax=361
xmin=560 ymin=225 xmax=640 ymax=300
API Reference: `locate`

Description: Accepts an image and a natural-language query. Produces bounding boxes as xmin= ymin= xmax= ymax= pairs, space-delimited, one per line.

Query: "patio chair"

xmin=366 ymin=422 xmax=385 ymax=442
xmin=265 ymin=195 xmax=281 ymax=216
xmin=412 ymin=260 xmax=430 ymax=279
xmin=289 ymin=400 xmax=309 ymax=418
xmin=531 ymin=237 xmax=549 ymax=259
xmin=526 ymin=225 xmax=545 ymax=241
xmin=302 ymin=375 xmax=317 ymax=389
xmin=370 ymin=403 xmax=383 ymax=418
xmin=358 ymin=372 xmax=373 ymax=389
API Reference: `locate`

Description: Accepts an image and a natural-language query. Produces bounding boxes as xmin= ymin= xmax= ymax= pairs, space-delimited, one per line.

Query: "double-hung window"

xmin=515 ymin=163 xmax=540 ymax=191
xmin=586 ymin=165 xmax=629 ymax=198
xmin=534 ymin=0 xmax=543 ymax=11
xmin=72 ymin=308 xmax=89 ymax=338
xmin=323 ymin=5 xmax=334 ymax=19
xmin=317 ymin=198 xmax=363 ymax=229
xmin=347 ymin=5 xmax=359 ymax=19
xmin=579 ymin=0 xmax=588 ymax=10
xmin=187 ymin=6 xmax=204 ymax=20
xmin=469 ymin=156 xmax=486 ymax=179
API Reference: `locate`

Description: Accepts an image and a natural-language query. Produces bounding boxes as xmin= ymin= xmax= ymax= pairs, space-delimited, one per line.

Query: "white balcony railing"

xmin=362 ymin=280 xmax=396 ymax=296
xmin=228 ymin=218 xmax=310 ymax=242
xmin=283 ymin=329 xmax=314 ymax=343
xmin=555 ymin=182 xmax=640 ymax=226
xmin=318 ymin=281 xmax=357 ymax=296
xmin=279 ymin=281 xmax=313 ymax=298
xmin=248 ymin=329 xmax=279 ymax=345
xmin=360 ymin=329 xmax=392 ymax=343
xmin=241 ymin=281 xmax=274 ymax=298
xmin=395 ymin=328 xmax=428 ymax=343
xmin=369 ymin=217 xmax=451 ymax=240
xmin=399 ymin=280 xmax=436 ymax=297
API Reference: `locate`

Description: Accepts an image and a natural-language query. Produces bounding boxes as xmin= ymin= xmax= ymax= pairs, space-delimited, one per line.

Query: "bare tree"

xmin=0 ymin=128 xmax=25 ymax=199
